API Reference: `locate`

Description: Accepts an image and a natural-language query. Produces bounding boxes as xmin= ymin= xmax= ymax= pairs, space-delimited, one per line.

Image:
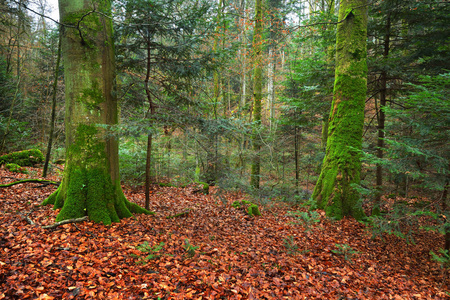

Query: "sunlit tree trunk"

xmin=250 ymin=0 xmax=263 ymax=189
xmin=312 ymin=0 xmax=368 ymax=220
xmin=42 ymin=0 xmax=151 ymax=224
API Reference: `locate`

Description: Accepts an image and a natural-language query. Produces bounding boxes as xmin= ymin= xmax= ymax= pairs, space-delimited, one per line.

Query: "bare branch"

xmin=42 ymin=216 xmax=89 ymax=230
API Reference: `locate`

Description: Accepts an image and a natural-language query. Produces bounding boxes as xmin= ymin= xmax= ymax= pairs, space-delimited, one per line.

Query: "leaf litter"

xmin=0 ymin=167 xmax=448 ymax=299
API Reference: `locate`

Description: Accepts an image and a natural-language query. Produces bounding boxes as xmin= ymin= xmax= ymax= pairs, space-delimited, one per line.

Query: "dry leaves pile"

xmin=0 ymin=167 xmax=448 ymax=299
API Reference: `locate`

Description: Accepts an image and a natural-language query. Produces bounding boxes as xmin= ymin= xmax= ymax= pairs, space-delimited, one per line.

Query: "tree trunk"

xmin=43 ymin=28 xmax=62 ymax=178
xmin=250 ymin=0 xmax=263 ymax=189
xmin=443 ymin=162 xmax=450 ymax=251
xmin=320 ymin=118 xmax=329 ymax=150
xmin=312 ymin=0 xmax=368 ymax=220
xmin=294 ymin=127 xmax=299 ymax=188
xmin=144 ymin=41 xmax=155 ymax=210
xmin=145 ymin=133 xmax=152 ymax=210
xmin=443 ymin=183 xmax=450 ymax=251
xmin=267 ymin=49 xmax=274 ymax=127
xmin=239 ymin=0 xmax=247 ymax=109
xmin=42 ymin=0 xmax=151 ymax=224
xmin=374 ymin=13 xmax=391 ymax=214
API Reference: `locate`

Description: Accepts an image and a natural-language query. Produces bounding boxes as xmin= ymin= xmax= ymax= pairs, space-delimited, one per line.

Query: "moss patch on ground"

xmin=4 ymin=163 xmax=28 ymax=174
xmin=0 ymin=149 xmax=44 ymax=167
xmin=232 ymin=200 xmax=261 ymax=217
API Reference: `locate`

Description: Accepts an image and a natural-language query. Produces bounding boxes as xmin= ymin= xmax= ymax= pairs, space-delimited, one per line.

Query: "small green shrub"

xmin=288 ymin=210 xmax=321 ymax=232
xmin=0 ymin=149 xmax=44 ymax=167
xmin=430 ymin=249 xmax=450 ymax=285
xmin=183 ymin=239 xmax=199 ymax=258
xmin=430 ymin=249 xmax=450 ymax=270
xmin=331 ymin=243 xmax=360 ymax=262
xmin=283 ymin=236 xmax=299 ymax=255
xmin=132 ymin=241 xmax=165 ymax=264
xmin=5 ymin=163 xmax=28 ymax=174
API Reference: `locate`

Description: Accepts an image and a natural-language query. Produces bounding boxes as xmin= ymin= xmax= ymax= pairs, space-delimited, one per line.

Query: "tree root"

xmin=0 ymin=179 xmax=60 ymax=188
xmin=22 ymin=206 xmax=89 ymax=229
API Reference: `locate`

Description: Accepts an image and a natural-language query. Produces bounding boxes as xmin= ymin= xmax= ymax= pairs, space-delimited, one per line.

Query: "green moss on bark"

xmin=42 ymin=0 xmax=152 ymax=225
xmin=43 ymin=125 xmax=153 ymax=225
xmin=45 ymin=164 xmax=154 ymax=225
xmin=312 ymin=0 xmax=368 ymax=221
xmin=56 ymin=168 xmax=87 ymax=221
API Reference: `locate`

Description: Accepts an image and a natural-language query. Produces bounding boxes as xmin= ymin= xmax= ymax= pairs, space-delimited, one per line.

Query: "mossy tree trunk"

xmin=312 ymin=0 xmax=368 ymax=220
xmin=250 ymin=0 xmax=263 ymax=189
xmin=42 ymin=0 xmax=151 ymax=224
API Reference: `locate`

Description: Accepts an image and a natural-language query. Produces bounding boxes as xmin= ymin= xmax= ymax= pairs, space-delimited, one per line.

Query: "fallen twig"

xmin=21 ymin=205 xmax=40 ymax=226
xmin=42 ymin=216 xmax=89 ymax=230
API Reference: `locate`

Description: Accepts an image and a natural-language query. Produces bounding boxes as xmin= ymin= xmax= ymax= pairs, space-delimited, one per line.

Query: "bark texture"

xmin=250 ymin=0 xmax=263 ymax=189
xmin=312 ymin=0 xmax=368 ymax=220
xmin=42 ymin=0 xmax=151 ymax=224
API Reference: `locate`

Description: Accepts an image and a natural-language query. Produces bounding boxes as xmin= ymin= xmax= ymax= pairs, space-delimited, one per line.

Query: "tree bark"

xmin=250 ymin=0 xmax=263 ymax=189
xmin=42 ymin=0 xmax=152 ymax=224
xmin=43 ymin=27 xmax=62 ymax=178
xmin=144 ymin=40 xmax=155 ymax=211
xmin=312 ymin=0 xmax=368 ymax=220
xmin=294 ymin=127 xmax=299 ymax=188
xmin=374 ymin=13 xmax=391 ymax=214
xmin=239 ymin=0 xmax=247 ymax=109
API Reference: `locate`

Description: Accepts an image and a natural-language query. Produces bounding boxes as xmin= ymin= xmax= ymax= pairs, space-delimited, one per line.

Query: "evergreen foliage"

xmin=383 ymin=73 xmax=449 ymax=193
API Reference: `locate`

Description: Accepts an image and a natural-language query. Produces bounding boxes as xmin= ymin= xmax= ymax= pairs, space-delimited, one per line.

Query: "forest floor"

xmin=0 ymin=167 xmax=449 ymax=299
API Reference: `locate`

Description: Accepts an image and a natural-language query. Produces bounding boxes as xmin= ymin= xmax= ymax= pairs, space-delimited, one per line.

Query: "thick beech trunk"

xmin=312 ymin=0 xmax=368 ymax=220
xmin=42 ymin=0 xmax=151 ymax=224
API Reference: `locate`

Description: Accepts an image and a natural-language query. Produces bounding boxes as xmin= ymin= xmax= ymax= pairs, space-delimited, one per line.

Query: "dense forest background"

xmin=0 ymin=0 xmax=449 ymax=254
